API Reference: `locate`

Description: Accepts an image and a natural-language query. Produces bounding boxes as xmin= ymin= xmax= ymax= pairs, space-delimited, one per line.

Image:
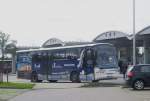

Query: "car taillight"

xmin=127 ymin=71 xmax=134 ymax=78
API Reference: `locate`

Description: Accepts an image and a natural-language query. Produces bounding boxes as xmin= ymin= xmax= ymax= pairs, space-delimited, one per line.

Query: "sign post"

xmin=0 ymin=64 xmax=3 ymax=82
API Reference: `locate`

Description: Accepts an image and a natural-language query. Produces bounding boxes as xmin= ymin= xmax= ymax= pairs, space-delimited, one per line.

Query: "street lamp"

xmin=133 ymin=0 xmax=136 ymax=65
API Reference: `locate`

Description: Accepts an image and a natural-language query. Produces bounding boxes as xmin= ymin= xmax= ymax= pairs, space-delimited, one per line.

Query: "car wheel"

xmin=70 ymin=72 xmax=80 ymax=83
xmin=133 ymin=80 xmax=144 ymax=90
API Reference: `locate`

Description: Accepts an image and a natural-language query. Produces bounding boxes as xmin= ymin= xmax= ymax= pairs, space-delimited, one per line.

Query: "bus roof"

xmin=0 ymin=60 xmax=12 ymax=62
xmin=16 ymin=43 xmax=113 ymax=53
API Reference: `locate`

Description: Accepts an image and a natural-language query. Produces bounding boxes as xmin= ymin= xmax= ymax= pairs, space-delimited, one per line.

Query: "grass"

xmin=0 ymin=82 xmax=35 ymax=89
xmin=0 ymin=90 xmax=17 ymax=94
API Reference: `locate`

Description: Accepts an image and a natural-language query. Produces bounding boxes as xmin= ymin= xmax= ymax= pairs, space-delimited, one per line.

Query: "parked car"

xmin=125 ymin=64 xmax=150 ymax=90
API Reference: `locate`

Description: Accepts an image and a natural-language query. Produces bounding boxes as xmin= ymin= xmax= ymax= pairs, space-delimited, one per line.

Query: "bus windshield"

xmin=94 ymin=45 xmax=118 ymax=68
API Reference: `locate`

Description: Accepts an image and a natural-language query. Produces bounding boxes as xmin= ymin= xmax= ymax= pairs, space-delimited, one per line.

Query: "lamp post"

xmin=133 ymin=0 xmax=136 ymax=65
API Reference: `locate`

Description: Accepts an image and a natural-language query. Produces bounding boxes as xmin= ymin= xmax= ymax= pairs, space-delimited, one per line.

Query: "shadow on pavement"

xmin=80 ymin=82 xmax=123 ymax=88
xmin=128 ymin=88 xmax=150 ymax=91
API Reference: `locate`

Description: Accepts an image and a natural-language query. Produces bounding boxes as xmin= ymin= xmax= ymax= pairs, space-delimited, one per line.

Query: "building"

xmin=93 ymin=31 xmax=133 ymax=63
xmin=42 ymin=38 xmax=91 ymax=48
xmin=93 ymin=26 xmax=150 ymax=64
xmin=10 ymin=27 xmax=150 ymax=73
xmin=136 ymin=26 xmax=150 ymax=64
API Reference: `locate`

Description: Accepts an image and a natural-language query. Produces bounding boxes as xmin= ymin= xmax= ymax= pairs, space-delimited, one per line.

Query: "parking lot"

xmin=10 ymin=85 xmax=150 ymax=101
xmin=1 ymin=74 xmax=149 ymax=101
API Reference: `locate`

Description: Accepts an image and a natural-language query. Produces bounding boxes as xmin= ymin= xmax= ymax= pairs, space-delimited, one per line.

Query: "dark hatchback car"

xmin=125 ymin=64 xmax=150 ymax=90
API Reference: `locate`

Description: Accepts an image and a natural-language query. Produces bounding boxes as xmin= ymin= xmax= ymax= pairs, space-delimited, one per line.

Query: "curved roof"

xmin=93 ymin=31 xmax=130 ymax=42
xmin=136 ymin=26 xmax=150 ymax=35
xmin=42 ymin=38 xmax=65 ymax=47
xmin=17 ymin=43 xmax=113 ymax=53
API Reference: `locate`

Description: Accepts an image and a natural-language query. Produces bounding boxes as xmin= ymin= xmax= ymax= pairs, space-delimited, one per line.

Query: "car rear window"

xmin=133 ymin=66 xmax=141 ymax=72
xmin=127 ymin=65 xmax=140 ymax=73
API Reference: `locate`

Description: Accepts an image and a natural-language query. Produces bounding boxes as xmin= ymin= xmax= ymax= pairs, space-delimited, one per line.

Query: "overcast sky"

xmin=0 ymin=0 xmax=150 ymax=46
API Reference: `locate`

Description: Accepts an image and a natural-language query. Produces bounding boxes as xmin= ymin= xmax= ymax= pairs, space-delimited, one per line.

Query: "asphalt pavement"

xmin=10 ymin=87 xmax=149 ymax=101
xmin=2 ymin=74 xmax=150 ymax=101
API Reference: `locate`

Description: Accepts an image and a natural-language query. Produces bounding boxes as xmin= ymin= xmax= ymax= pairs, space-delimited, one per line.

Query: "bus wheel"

xmin=48 ymin=80 xmax=57 ymax=83
xmin=31 ymin=72 xmax=38 ymax=82
xmin=37 ymin=80 xmax=43 ymax=83
xmin=70 ymin=72 xmax=80 ymax=83
xmin=92 ymin=80 xmax=99 ymax=83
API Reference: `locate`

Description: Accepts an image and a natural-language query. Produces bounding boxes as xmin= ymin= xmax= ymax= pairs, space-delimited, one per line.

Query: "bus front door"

xmin=81 ymin=48 xmax=96 ymax=81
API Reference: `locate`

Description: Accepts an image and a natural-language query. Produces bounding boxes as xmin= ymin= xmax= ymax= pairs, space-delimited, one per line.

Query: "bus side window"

xmin=52 ymin=50 xmax=66 ymax=60
xmin=32 ymin=54 xmax=41 ymax=63
xmin=66 ymin=48 xmax=79 ymax=60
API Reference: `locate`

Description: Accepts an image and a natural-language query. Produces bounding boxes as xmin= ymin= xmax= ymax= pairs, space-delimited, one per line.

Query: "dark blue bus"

xmin=16 ymin=43 xmax=119 ymax=82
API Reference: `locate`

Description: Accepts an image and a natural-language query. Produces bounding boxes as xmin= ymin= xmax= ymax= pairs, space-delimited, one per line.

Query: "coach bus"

xmin=16 ymin=43 xmax=119 ymax=82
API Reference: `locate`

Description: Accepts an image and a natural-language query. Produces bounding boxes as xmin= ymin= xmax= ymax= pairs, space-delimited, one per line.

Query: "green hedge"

xmin=0 ymin=82 xmax=35 ymax=89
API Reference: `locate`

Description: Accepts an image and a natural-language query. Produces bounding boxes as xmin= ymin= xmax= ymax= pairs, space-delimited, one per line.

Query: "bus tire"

xmin=48 ymin=80 xmax=58 ymax=83
xmin=31 ymin=72 xmax=38 ymax=82
xmin=37 ymin=80 xmax=43 ymax=83
xmin=92 ymin=80 xmax=99 ymax=83
xmin=70 ymin=72 xmax=80 ymax=83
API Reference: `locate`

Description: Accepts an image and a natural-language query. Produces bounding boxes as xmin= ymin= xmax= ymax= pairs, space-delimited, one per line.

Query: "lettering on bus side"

xmin=52 ymin=62 xmax=62 ymax=68
xmin=34 ymin=64 xmax=40 ymax=69
xmin=64 ymin=64 xmax=75 ymax=67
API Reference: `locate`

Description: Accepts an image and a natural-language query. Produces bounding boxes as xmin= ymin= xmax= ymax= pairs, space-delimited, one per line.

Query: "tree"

xmin=0 ymin=31 xmax=17 ymax=82
xmin=5 ymin=41 xmax=17 ymax=73
xmin=0 ymin=31 xmax=9 ymax=82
